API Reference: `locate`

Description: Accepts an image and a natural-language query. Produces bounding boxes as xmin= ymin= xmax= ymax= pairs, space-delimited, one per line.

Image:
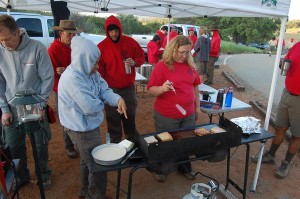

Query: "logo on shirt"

xmin=261 ymin=0 xmax=277 ymax=7
xmin=23 ymin=62 xmax=35 ymax=67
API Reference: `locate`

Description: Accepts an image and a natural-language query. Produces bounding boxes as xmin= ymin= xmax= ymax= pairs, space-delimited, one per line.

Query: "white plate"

xmin=92 ymin=144 xmax=126 ymax=166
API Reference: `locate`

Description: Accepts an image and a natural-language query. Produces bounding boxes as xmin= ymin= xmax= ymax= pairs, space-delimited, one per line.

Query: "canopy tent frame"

xmin=0 ymin=0 xmax=291 ymax=193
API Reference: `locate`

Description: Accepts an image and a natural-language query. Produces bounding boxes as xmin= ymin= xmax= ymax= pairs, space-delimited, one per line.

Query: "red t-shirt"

xmin=188 ymin=35 xmax=198 ymax=57
xmin=147 ymin=61 xmax=201 ymax=118
xmin=284 ymin=41 xmax=300 ymax=95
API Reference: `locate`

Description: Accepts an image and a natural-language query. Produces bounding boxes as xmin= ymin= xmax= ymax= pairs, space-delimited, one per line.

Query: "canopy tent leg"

xmin=251 ymin=16 xmax=287 ymax=191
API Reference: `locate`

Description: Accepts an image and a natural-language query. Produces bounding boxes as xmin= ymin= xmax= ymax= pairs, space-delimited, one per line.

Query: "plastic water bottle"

xmin=225 ymin=87 xmax=233 ymax=107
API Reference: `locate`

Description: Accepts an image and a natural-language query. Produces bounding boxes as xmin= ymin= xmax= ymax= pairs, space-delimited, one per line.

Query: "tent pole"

xmin=250 ymin=16 xmax=287 ymax=192
xmin=167 ymin=17 xmax=171 ymax=45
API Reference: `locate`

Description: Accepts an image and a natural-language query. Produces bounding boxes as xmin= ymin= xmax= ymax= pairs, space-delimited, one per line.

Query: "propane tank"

xmin=183 ymin=183 xmax=212 ymax=199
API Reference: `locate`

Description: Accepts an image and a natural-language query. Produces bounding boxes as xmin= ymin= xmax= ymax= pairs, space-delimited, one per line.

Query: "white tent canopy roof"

xmin=0 ymin=0 xmax=291 ymax=18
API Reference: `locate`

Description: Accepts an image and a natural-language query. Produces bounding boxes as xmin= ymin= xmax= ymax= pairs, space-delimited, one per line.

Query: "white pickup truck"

xmin=132 ymin=24 xmax=200 ymax=55
xmin=0 ymin=12 xmax=105 ymax=47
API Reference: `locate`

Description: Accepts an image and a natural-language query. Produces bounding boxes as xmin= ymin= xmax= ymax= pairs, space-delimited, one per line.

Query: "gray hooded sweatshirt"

xmin=58 ymin=36 xmax=121 ymax=132
xmin=0 ymin=29 xmax=54 ymax=112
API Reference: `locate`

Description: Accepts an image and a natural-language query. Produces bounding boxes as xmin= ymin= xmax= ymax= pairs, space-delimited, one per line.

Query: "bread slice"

xmin=144 ymin=136 xmax=158 ymax=144
xmin=157 ymin=132 xmax=173 ymax=142
xmin=210 ymin=126 xmax=226 ymax=134
xmin=194 ymin=127 xmax=210 ymax=136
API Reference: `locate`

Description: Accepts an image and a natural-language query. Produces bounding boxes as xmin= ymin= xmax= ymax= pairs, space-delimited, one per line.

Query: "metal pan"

xmin=92 ymin=143 xmax=126 ymax=166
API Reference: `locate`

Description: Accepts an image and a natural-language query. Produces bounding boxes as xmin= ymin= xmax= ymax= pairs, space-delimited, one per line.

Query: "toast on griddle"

xmin=194 ymin=127 xmax=210 ymax=136
xmin=157 ymin=132 xmax=173 ymax=142
xmin=210 ymin=126 xmax=226 ymax=134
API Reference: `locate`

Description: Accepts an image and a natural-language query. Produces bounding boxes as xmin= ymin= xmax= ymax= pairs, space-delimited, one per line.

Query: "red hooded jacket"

xmin=209 ymin=30 xmax=221 ymax=58
xmin=162 ymin=32 xmax=178 ymax=48
xmin=147 ymin=40 xmax=163 ymax=64
xmin=156 ymin=30 xmax=166 ymax=48
xmin=97 ymin=16 xmax=145 ymax=88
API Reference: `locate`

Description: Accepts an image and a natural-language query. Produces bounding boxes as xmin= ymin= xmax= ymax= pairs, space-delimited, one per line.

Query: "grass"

xmin=220 ymin=41 xmax=262 ymax=54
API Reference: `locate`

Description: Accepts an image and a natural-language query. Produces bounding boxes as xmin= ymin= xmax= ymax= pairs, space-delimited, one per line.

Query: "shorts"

xmin=269 ymin=45 xmax=276 ymax=51
xmin=275 ymin=88 xmax=300 ymax=137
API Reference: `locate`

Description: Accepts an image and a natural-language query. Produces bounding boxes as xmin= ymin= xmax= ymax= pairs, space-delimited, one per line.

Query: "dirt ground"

xmin=10 ymin=64 xmax=300 ymax=199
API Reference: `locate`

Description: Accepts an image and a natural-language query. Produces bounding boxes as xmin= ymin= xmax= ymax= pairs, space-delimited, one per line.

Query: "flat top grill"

xmin=136 ymin=116 xmax=243 ymax=163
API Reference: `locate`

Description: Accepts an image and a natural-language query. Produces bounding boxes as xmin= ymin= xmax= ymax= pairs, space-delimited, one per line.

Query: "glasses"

xmin=177 ymin=50 xmax=191 ymax=55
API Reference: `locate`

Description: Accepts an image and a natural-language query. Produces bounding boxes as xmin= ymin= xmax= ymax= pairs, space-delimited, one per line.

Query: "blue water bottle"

xmin=225 ymin=87 xmax=233 ymax=107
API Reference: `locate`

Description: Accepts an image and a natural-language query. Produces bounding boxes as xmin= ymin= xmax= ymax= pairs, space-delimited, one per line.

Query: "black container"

xmin=216 ymin=89 xmax=224 ymax=108
xmin=135 ymin=116 xmax=242 ymax=163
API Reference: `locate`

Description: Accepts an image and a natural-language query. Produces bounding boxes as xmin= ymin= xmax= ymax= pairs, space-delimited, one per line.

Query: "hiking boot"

xmin=251 ymin=151 xmax=275 ymax=164
xmin=66 ymin=148 xmax=78 ymax=158
xmin=184 ymin=171 xmax=196 ymax=180
xmin=275 ymin=160 xmax=290 ymax=179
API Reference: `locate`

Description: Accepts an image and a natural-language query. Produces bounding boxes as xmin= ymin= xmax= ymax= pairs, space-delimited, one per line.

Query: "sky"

xmin=288 ymin=0 xmax=300 ymax=20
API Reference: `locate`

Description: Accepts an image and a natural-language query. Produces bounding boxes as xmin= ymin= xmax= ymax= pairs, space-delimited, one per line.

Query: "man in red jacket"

xmin=156 ymin=26 xmax=168 ymax=48
xmin=48 ymin=20 xmax=80 ymax=158
xmin=205 ymin=25 xmax=221 ymax=85
xmin=97 ymin=15 xmax=145 ymax=143
xmin=162 ymin=26 xmax=178 ymax=48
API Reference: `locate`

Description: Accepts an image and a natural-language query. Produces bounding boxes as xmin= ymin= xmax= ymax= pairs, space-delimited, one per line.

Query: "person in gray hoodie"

xmin=58 ymin=36 xmax=127 ymax=199
xmin=0 ymin=15 xmax=53 ymax=189
xmin=194 ymin=26 xmax=211 ymax=82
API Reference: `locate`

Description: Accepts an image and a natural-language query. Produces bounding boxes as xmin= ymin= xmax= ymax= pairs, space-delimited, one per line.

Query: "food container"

xmin=92 ymin=143 xmax=126 ymax=166
xmin=135 ymin=116 xmax=242 ymax=163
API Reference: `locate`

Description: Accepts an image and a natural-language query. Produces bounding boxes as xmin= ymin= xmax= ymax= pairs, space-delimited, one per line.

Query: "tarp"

xmin=0 ymin=0 xmax=292 ymax=193
xmin=0 ymin=0 xmax=290 ymax=18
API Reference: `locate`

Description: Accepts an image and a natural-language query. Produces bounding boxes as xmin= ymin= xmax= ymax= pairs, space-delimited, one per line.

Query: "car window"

xmin=47 ymin=19 xmax=54 ymax=37
xmin=16 ymin=18 xmax=43 ymax=37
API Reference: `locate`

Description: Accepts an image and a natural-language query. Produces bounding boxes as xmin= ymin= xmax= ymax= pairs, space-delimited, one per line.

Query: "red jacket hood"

xmin=105 ymin=15 xmax=123 ymax=37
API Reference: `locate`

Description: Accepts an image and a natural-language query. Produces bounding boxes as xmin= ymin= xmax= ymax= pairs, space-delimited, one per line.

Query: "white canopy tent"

xmin=0 ymin=0 xmax=292 ymax=192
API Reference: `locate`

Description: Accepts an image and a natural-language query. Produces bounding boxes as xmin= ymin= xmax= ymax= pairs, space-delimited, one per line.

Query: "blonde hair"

xmin=162 ymin=35 xmax=195 ymax=70
xmin=199 ymin=27 xmax=207 ymax=35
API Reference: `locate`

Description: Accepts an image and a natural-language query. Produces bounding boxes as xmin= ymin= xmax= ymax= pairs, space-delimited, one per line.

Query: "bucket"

xmin=140 ymin=64 xmax=153 ymax=79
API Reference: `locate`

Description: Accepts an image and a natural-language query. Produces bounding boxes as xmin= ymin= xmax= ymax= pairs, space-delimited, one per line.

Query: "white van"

xmin=0 ymin=12 xmax=105 ymax=48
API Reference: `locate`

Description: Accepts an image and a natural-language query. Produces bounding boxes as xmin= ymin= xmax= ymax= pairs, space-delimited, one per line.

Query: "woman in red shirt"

xmin=147 ymin=35 xmax=201 ymax=181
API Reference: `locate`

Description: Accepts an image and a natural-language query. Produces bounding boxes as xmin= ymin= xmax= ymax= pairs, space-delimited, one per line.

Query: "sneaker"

xmin=275 ymin=160 xmax=290 ymax=179
xmin=153 ymin=173 xmax=166 ymax=183
xmin=66 ymin=148 xmax=78 ymax=158
xmin=184 ymin=171 xmax=196 ymax=180
xmin=251 ymin=151 xmax=275 ymax=164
